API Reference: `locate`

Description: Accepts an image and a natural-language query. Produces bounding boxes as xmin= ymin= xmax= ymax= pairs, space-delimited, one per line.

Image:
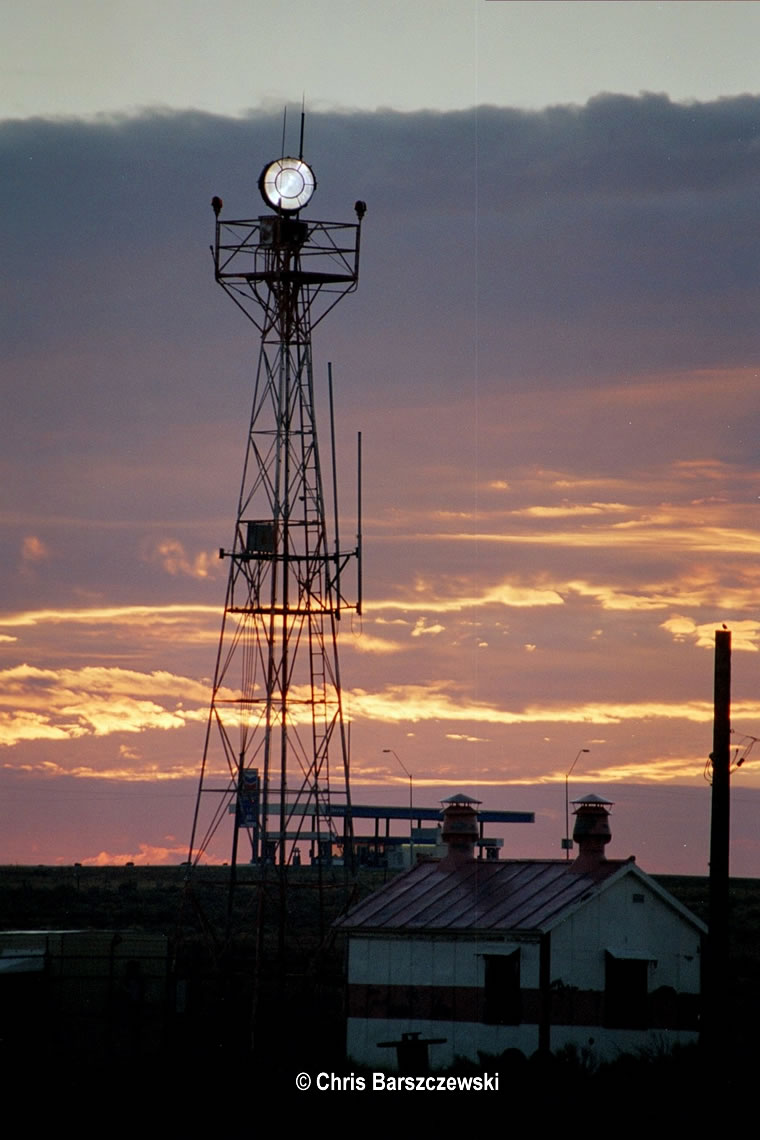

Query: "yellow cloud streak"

xmin=366 ymin=570 xmax=760 ymax=619
xmin=0 ymin=603 xmax=219 ymax=629
xmin=564 ymin=578 xmax=760 ymax=613
xmin=526 ymin=755 xmax=715 ymax=785
xmin=6 ymin=658 xmax=749 ymax=754
xmin=3 ymin=566 xmax=755 ymax=664
xmin=0 ymin=664 xmax=212 ymax=702
xmin=367 ymin=583 xmax=564 ymax=613
xmin=2 ymin=758 xmax=201 ymax=782
xmin=509 ymin=503 xmax=631 ymax=518
xmin=346 ymin=685 xmax=760 ymax=726
xmin=580 ymin=757 xmax=709 ymax=783
xmin=348 ymin=759 xmax=708 ymax=787
xmin=427 ymin=526 xmax=760 ymax=555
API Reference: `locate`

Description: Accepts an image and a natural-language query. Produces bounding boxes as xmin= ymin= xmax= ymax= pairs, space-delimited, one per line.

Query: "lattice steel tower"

xmin=188 ymin=147 xmax=364 ymax=874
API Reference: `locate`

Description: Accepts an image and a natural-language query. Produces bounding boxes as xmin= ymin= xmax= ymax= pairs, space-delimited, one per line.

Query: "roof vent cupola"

xmin=572 ymin=793 xmax=614 ymax=872
xmin=440 ymin=793 xmax=481 ymax=865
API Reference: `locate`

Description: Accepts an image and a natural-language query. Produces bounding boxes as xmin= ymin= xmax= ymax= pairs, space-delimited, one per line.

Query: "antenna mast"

xmin=188 ymin=140 xmax=364 ymax=889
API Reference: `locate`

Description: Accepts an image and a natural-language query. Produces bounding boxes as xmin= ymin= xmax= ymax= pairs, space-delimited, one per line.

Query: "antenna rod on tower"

xmin=299 ymin=97 xmax=305 ymax=159
xmin=329 ymin=364 xmax=341 ymax=615
xmin=357 ymin=431 xmax=363 ymax=616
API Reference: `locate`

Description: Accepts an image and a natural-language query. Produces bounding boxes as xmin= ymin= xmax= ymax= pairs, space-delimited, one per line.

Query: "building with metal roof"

xmin=335 ymin=794 xmax=705 ymax=1068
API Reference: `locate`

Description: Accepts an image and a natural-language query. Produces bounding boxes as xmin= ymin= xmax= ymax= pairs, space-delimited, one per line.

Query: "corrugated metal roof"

xmin=335 ymin=858 xmax=634 ymax=934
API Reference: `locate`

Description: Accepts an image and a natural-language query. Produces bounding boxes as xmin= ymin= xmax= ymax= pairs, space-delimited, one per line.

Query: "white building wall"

xmin=346 ymin=935 xmax=542 ymax=1068
xmin=348 ymin=935 xmax=540 ymax=989
xmin=549 ymin=874 xmax=702 ymax=993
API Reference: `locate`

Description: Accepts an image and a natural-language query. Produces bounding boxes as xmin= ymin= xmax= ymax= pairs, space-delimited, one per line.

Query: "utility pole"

xmin=706 ymin=627 xmax=731 ymax=1050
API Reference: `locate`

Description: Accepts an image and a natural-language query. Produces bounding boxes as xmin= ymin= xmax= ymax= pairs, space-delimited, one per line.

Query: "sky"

xmin=2 ymin=1 xmax=760 ymax=874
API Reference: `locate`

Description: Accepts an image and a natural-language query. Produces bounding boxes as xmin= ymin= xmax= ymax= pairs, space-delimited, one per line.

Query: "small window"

xmin=632 ymin=893 xmax=645 ymax=904
xmin=604 ymin=952 xmax=648 ymax=1028
xmin=484 ymin=950 xmax=521 ymax=1025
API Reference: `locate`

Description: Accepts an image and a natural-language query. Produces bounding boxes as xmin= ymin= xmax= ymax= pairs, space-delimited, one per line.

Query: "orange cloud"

xmin=348 ymin=632 xmax=406 ymax=654
xmin=0 ymin=711 xmax=86 ymax=747
xmin=411 ymin=618 xmax=445 ymax=637
xmin=661 ymin=616 xmax=760 ymax=652
xmin=81 ymin=842 xmax=193 ymax=866
xmin=21 ymin=536 xmax=49 ymax=564
xmin=565 ymin=580 xmax=670 ymax=611
xmin=152 ymin=538 xmax=217 ymax=580
xmin=0 ymin=664 xmax=212 ymax=748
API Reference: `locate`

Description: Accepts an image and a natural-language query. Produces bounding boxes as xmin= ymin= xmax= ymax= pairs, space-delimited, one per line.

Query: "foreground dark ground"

xmin=1 ymin=864 xmax=758 ymax=1103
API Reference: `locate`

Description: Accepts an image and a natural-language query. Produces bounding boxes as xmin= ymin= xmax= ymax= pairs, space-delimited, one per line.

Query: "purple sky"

xmin=2 ymin=99 xmax=760 ymax=873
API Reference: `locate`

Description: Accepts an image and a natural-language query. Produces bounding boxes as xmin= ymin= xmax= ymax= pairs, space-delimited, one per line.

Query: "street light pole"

xmin=382 ymin=749 xmax=414 ymax=866
xmin=564 ymin=748 xmax=590 ymax=860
